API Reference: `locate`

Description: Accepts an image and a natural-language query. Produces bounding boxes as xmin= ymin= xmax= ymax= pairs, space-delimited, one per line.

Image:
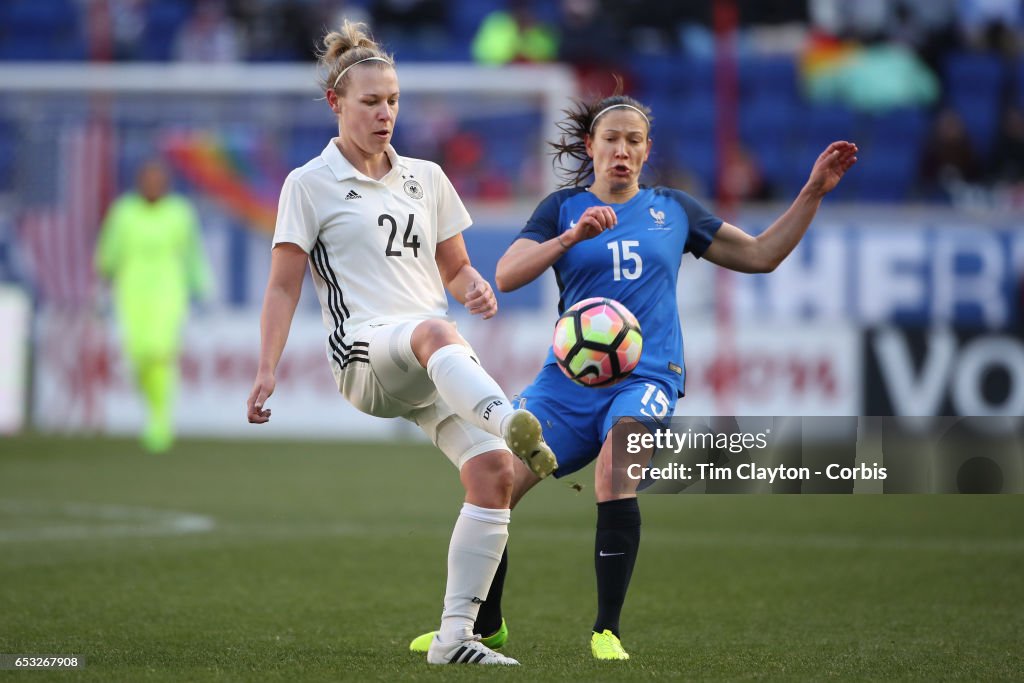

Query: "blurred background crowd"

xmin=1 ymin=1 xmax=1024 ymax=439
xmin=1 ymin=0 xmax=1023 ymax=205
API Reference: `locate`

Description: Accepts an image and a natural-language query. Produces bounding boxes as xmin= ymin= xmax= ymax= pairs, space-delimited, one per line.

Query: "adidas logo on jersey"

xmin=345 ymin=189 xmax=362 ymax=200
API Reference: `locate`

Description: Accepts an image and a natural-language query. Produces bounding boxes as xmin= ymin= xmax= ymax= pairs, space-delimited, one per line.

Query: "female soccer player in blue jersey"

xmin=410 ymin=92 xmax=857 ymax=660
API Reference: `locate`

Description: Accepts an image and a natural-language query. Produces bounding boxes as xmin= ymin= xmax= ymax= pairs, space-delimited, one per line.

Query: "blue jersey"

xmin=518 ymin=186 xmax=722 ymax=396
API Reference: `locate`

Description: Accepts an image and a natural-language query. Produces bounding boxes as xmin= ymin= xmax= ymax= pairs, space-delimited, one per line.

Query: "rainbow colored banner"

xmin=163 ymin=130 xmax=285 ymax=234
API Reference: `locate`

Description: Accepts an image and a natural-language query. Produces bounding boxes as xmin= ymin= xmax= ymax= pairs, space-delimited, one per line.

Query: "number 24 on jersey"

xmin=379 ymin=213 xmax=421 ymax=257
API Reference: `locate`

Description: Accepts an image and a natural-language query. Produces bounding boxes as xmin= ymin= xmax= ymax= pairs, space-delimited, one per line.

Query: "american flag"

xmin=18 ymin=121 xmax=118 ymax=431
xmin=19 ymin=121 xmax=117 ymax=309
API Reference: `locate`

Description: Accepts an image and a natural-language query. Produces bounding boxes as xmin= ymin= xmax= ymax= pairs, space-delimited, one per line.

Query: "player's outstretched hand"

xmin=564 ymin=205 xmax=617 ymax=246
xmin=465 ymin=279 xmax=498 ymax=319
xmin=805 ymin=141 xmax=858 ymax=198
xmin=247 ymin=372 xmax=276 ymax=424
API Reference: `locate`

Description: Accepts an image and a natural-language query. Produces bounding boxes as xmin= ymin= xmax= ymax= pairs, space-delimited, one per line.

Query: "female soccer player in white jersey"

xmin=410 ymin=91 xmax=857 ymax=659
xmin=245 ymin=21 xmax=557 ymax=667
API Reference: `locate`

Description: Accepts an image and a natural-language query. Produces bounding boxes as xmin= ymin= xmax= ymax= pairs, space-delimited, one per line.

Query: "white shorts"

xmin=332 ymin=320 xmax=506 ymax=469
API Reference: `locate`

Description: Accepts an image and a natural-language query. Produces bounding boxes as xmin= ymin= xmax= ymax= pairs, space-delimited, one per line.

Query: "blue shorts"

xmin=516 ymin=364 xmax=678 ymax=478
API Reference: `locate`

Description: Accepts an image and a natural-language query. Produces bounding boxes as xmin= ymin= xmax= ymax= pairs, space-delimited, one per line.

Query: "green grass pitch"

xmin=1 ymin=435 xmax=1022 ymax=681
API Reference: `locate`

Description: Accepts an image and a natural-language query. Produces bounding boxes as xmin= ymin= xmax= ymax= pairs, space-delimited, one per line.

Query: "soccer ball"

xmin=552 ymin=298 xmax=643 ymax=387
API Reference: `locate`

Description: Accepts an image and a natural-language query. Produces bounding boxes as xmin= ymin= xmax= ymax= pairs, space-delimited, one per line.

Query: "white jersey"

xmin=272 ymin=140 xmax=472 ymax=372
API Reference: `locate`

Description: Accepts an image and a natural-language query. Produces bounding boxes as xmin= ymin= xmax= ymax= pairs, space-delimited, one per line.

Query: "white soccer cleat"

xmin=503 ymin=408 xmax=558 ymax=478
xmin=426 ymin=634 xmax=519 ymax=665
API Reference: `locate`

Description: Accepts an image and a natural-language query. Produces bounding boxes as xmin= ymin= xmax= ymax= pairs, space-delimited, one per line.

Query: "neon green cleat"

xmin=409 ymin=630 xmax=436 ymax=653
xmin=480 ymin=620 xmax=509 ymax=649
xmin=410 ymin=619 xmax=508 ymax=653
xmin=591 ymin=629 xmax=630 ymax=660
xmin=503 ymin=409 xmax=558 ymax=478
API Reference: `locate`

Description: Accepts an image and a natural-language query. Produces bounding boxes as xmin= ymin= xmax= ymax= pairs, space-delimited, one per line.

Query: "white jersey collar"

xmin=321 ymin=139 xmax=406 ymax=182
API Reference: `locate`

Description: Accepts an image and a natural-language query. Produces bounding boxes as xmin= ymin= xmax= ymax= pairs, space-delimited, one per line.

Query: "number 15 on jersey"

xmin=608 ymin=240 xmax=642 ymax=281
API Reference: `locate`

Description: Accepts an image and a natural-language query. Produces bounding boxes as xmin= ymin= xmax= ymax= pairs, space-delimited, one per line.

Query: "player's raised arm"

xmin=247 ymin=242 xmax=307 ymax=423
xmin=702 ymin=140 xmax=858 ymax=274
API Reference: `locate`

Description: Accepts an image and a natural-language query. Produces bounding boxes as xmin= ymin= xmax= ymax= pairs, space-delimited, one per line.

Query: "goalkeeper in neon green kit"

xmin=95 ymin=160 xmax=211 ymax=452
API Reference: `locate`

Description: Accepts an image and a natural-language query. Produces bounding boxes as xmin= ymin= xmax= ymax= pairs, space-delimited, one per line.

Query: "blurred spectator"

xmin=919 ymin=107 xmax=984 ymax=198
xmin=236 ymin=1 xmax=370 ymax=62
xmin=100 ymin=0 xmax=146 ymax=61
xmin=272 ymin=0 xmax=323 ymax=61
xmin=173 ymin=0 xmax=244 ymax=62
xmin=737 ymin=0 xmax=809 ymax=26
xmin=892 ymin=0 xmax=959 ymax=72
xmin=957 ymin=0 xmax=1023 ymax=54
xmin=720 ymin=142 xmax=774 ymax=201
xmin=610 ymin=1 xmax=704 ymax=54
xmin=471 ymin=0 xmax=558 ymax=65
xmin=371 ymin=0 xmax=451 ymax=60
xmin=559 ymin=0 xmax=620 ymax=65
xmin=737 ymin=0 xmax=810 ymax=57
xmin=809 ymin=0 xmax=893 ymax=43
xmin=558 ymin=0 xmax=624 ymax=96
xmin=373 ymin=0 xmax=448 ymax=43
xmin=991 ymin=104 xmax=1024 ymax=182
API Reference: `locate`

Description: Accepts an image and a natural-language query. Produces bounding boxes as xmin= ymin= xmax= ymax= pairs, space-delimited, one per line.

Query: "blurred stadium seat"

xmin=138 ymin=0 xmax=193 ymax=61
xmin=0 ymin=0 xmax=84 ymax=61
xmin=800 ymin=104 xmax=858 ymax=149
xmin=862 ymin=107 xmax=929 ymax=148
xmin=678 ymin=55 xmax=716 ymax=100
xmin=672 ymin=137 xmax=717 ymax=192
xmin=630 ymin=53 xmax=689 ymax=99
xmin=857 ymin=144 xmax=917 ymax=201
xmin=739 ymin=55 xmax=800 ymax=102
xmin=740 ymin=95 xmax=797 ymax=144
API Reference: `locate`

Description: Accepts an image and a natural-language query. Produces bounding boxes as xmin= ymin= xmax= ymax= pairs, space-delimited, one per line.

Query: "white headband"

xmin=590 ymin=104 xmax=650 ymax=133
xmin=333 ymin=56 xmax=392 ymax=89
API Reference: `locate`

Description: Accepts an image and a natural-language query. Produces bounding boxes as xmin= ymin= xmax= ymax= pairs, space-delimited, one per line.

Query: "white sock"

xmin=426 ymin=344 xmax=515 ymax=438
xmin=438 ymin=503 xmax=511 ymax=643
